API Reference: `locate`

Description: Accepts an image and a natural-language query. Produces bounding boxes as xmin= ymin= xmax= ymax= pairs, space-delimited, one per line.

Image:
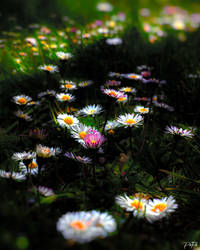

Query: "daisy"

xmin=90 ymin=211 xmax=117 ymax=236
xmin=12 ymin=95 xmax=32 ymax=105
xmin=83 ymin=130 xmax=106 ymax=149
xmin=117 ymin=113 xmax=143 ymax=127
xmin=153 ymin=101 xmax=174 ymax=112
xmin=38 ymin=65 xmax=58 ymax=73
xmin=19 ymin=158 xmax=39 ymax=175
xmin=78 ymin=105 xmax=103 ymax=117
xmin=14 ymin=110 xmax=32 ymax=121
xmin=145 ymin=196 xmax=178 ymax=223
xmin=102 ymin=88 xmax=123 ymax=98
xmin=0 ymin=170 xmax=26 ymax=181
xmin=134 ymin=106 xmax=149 ymax=114
xmin=60 ymin=80 xmax=77 ymax=91
xmin=38 ymin=90 xmax=56 ymax=98
xmin=96 ymin=2 xmax=113 ymax=12
xmin=57 ymin=114 xmax=79 ymax=128
xmin=105 ymin=120 xmax=119 ymax=134
xmin=69 ymin=123 xmax=93 ymax=144
xmin=116 ymin=94 xmax=128 ymax=103
xmin=165 ymin=126 xmax=194 ymax=138
xmin=36 ymin=144 xmax=61 ymax=158
xmin=56 ymin=93 xmax=76 ymax=102
xmin=119 ymin=87 xmax=136 ymax=94
xmin=106 ymin=38 xmax=122 ymax=45
xmin=56 ymin=52 xmax=73 ymax=60
xmin=12 ymin=151 xmax=36 ymax=161
xmin=56 ymin=211 xmax=103 ymax=243
xmin=37 ymin=186 xmax=55 ymax=197
xmin=108 ymin=72 xmax=121 ymax=78
xmin=65 ymin=152 xmax=92 ymax=164
xmin=115 ymin=194 xmax=147 ymax=217
xmin=27 ymin=101 xmax=40 ymax=106
xmin=78 ymin=81 xmax=93 ymax=88
xmin=120 ymin=73 xmax=143 ymax=80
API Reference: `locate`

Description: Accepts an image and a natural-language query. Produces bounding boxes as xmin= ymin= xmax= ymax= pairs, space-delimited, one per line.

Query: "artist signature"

xmin=184 ymin=241 xmax=198 ymax=249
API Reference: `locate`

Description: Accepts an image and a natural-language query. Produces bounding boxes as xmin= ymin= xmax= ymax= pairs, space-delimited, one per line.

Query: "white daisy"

xmin=117 ymin=113 xmax=143 ymax=127
xmin=116 ymin=94 xmax=128 ymax=103
xmin=145 ymin=196 xmax=178 ymax=223
xmin=60 ymin=80 xmax=77 ymax=91
xmin=120 ymin=73 xmax=143 ymax=80
xmin=57 ymin=114 xmax=79 ymax=128
xmin=12 ymin=151 xmax=36 ymax=161
xmin=90 ymin=211 xmax=117 ymax=236
xmin=119 ymin=87 xmax=136 ymax=94
xmin=56 ymin=93 xmax=76 ymax=102
xmin=19 ymin=158 xmax=39 ymax=175
xmin=108 ymin=72 xmax=121 ymax=78
xmin=56 ymin=211 xmax=103 ymax=243
xmin=14 ymin=110 xmax=32 ymax=121
xmin=102 ymin=88 xmax=123 ymax=98
xmin=38 ymin=65 xmax=58 ymax=73
xmin=115 ymin=194 xmax=147 ymax=217
xmin=12 ymin=95 xmax=32 ymax=105
xmin=65 ymin=152 xmax=92 ymax=164
xmin=38 ymin=90 xmax=56 ymax=98
xmin=38 ymin=186 xmax=55 ymax=197
xmin=105 ymin=120 xmax=119 ymax=132
xmin=78 ymin=80 xmax=93 ymax=88
xmin=134 ymin=106 xmax=149 ymax=114
xmin=69 ymin=123 xmax=93 ymax=144
xmin=165 ymin=126 xmax=194 ymax=138
xmin=78 ymin=105 xmax=103 ymax=117
xmin=0 ymin=170 xmax=26 ymax=181
xmin=56 ymin=52 xmax=73 ymax=60
xmin=36 ymin=144 xmax=61 ymax=158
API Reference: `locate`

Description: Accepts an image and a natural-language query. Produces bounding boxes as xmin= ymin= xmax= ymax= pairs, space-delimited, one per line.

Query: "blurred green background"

xmin=0 ymin=0 xmax=200 ymax=28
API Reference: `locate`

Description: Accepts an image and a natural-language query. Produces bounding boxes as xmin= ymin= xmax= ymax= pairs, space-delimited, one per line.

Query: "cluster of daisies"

xmin=115 ymin=193 xmax=178 ymax=223
xmin=1 ymin=3 xmax=127 ymax=77
xmin=7 ymin=63 xmax=195 ymax=245
xmin=56 ymin=192 xmax=178 ymax=244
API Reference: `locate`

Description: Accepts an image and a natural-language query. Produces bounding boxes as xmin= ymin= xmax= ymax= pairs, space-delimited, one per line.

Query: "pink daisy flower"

xmin=83 ymin=130 xmax=106 ymax=149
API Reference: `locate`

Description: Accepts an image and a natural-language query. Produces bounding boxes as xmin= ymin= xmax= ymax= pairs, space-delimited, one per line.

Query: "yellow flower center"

xmin=126 ymin=119 xmax=135 ymax=125
xmin=43 ymin=148 xmax=50 ymax=154
xmin=28 ymin=162 xmax=37 ymax=168
xmin=20 ymin=114 xmax=25 ymax=119
xmin=140 ymin=108 xmax=147 ymax=113
xmin=64 ymin=117 xmax=73 ymax=125
xmin=64 ymin=84 xmax=73 ymax=89
xmin=152 ymin=203 xmax=167 ymax=213
xmin=124 ymin=88 xmax=131 ymax=92
xmin=89 ymin=110 xmax=95 ymax=114
xmin=91 ymin=140 xmax=96 ymax=144
xmin=62 ymin=95 xmax=70 ymax=101
xmin=79 ymin=131 xmax=87 ymax=139
xmin=45 ymin=66 xmax=53 ymax=71
xmin=108 ymin=91 xmax=117 ymax=97
xmin=129 ymin=75 xmax=138 ymax=79
xmin=18 ymin=97 xmax=27 ymax=104
xmin=70 ymin=221 xmax=86 ymax=231
xmin=130 ymin=200 xmax=143 ymax=210
xmin=118 ymin=97 xmax=126 ymax=102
